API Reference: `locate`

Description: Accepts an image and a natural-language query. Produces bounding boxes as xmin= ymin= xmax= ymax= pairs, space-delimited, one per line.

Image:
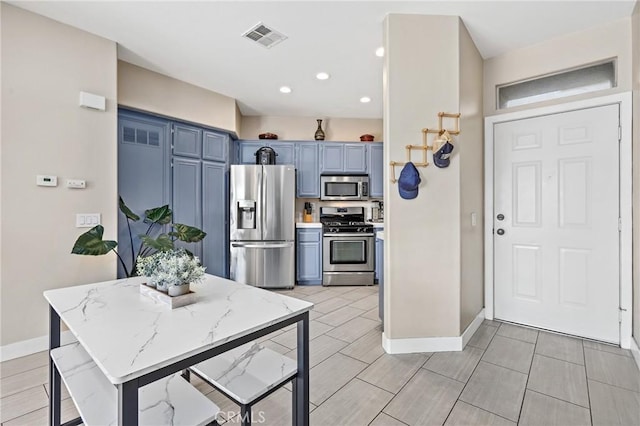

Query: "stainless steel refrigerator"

xmin=230 ymin=165 xmax=295 ymax=289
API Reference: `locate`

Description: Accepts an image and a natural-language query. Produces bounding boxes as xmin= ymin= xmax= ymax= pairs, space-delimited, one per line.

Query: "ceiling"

xmin=9 ymin=1 xmax=638 ymax=119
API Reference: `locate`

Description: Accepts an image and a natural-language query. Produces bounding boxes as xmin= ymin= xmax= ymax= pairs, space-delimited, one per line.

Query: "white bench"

xmin=50 ymin=342 xmax=220 ymax=425
xmin=189 ymin=342 xmax=297 ymax=426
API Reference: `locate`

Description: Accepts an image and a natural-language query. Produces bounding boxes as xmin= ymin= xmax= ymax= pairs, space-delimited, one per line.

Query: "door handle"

xmin=496 ymin=229 xmax=505 ymax=236
xmin=232 ymin=243 xmax=292 ymax=249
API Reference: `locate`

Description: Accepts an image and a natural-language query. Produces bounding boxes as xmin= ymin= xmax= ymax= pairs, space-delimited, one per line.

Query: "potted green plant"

xmin=136 ymin=248 xmax=205 ymax=296
xmin=71 ymin=197 xmax=206 ymax=277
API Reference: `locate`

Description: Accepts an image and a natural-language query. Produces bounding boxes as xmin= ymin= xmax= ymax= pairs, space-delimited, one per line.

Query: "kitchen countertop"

xmin=367 ymin=221 xmax=384 ymax=228
xmin=296 ymin=222 xmax=322 ymax=228
xmin=376 ymin=231 xmax=384 ymax=240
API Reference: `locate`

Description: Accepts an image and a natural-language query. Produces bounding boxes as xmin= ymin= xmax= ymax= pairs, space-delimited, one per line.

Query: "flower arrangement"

xmin=137 ymin=248 xmax=205 ymax=294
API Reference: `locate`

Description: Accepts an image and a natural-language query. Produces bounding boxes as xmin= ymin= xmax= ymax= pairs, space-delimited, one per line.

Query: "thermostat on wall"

xmin=36 ymin=175 xmax=58 ymax=187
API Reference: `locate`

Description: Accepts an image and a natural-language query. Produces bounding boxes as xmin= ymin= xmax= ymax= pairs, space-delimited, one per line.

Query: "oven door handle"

xmin=323 ymin=233 xmax=375 ymax=238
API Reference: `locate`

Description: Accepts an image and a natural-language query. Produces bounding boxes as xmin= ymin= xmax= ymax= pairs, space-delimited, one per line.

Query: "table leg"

xmin=49 ymin=306 xmax=61 ymax=426
xmin=293 ymin=312 xmax=309 ymax=426
xmin=118 ymin=380 xmax=139 ymax=425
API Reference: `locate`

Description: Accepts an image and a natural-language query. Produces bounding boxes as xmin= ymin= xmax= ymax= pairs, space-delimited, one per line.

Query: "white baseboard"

xmin=631 ymin=337 xmax=640 ymax=372
xmin=0 ymin=331 xmax=76 ymax=362
xmin=382 ymin=309 xmax=485 ymax=354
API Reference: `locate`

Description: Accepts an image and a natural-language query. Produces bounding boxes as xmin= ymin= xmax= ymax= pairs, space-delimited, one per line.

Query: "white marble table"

xmin=45 ymin=274 xmax=313 ymax=426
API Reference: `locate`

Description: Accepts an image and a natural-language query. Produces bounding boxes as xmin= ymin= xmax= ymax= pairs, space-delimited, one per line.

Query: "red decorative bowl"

xmin=360 ymin=134 xmax=374 ymax=142
xmin=259 ymin=133 xmax=278 ymax=140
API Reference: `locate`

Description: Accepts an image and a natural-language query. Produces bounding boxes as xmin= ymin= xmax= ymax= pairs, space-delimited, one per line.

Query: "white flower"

xmin=136 ymin=248 xmax=205 ymax=290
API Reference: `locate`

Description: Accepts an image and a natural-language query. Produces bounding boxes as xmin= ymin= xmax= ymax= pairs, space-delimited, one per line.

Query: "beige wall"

xmin=118 ymin=61 xmax=238 ymax=134
xmin=1 ymin=4 xmax=118 ymax=346
xmin=458 ymin=24 xmax=484 ymax=332
xmin=484 ymin=18 xmax=633 ymax=116
xmin=384 ymin=14 xmax=462 ymax=339
xmin=632 ymin=3 xmax=640 ymax=344
xmin=240 ymin=116 xmax=383 ymax=142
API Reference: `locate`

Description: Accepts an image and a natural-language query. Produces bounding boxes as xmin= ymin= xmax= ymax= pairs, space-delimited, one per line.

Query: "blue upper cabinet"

xmin=368 ymin=143 xmax=384 ymax=198
xmin=296 ymin=143 xmax=320 ymax=198
xmin=344 ymin=143 xmax=368 ymax=173
xmin=320 ymin=143 xmax=368 ymax=174
xmin=238 ymin=142 xmax=262 ymax=164
xmin=269 ymin=142 xmax=295 ymax=165
xmin=203 ymin=131 xmax=229 ymax=162
xmin=173 ymin=124 xmax=202 ymax=158
xmin=320 ymin=144 xmax=344 ymax=173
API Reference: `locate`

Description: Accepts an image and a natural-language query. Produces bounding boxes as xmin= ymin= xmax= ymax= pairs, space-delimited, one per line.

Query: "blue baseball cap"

xmin=433 ymin=141 xmax=454 ymax=168
xmin=398 ymin=162 xmax=421 ymax=199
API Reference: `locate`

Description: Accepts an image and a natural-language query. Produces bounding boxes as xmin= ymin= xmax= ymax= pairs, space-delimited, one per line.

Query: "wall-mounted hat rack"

xmin=390 ymin=112 xmax=461 ymax=183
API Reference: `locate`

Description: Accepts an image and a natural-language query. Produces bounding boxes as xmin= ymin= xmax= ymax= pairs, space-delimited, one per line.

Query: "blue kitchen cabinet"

xmin=173 ymin=123 xmax=202 ymax=158
xmin=237 ymin=141 xmax=295 ymax=165
xmin=117 ymin=110 xmax=171 ymax=278
xmin=296 ymin=143 xmax=320 ymax=198
xmin=296 ymin=228 xmax=323 ymax=285
xmin=368 ymin=143 xmax=384 ymax=198
xmin=202 ymin=161 xmax=228 ymax=278
xmin=269 ymin=142 xmax=295 ymax=165
xmin=320 ymin=143 xmax=344 ymax=173
xmin=320 ymin=142 xmax=368 ymax=174
xmin=203 ymin=131 xmax=229 ymax=162
xmin=238 ymin=141 xmax=262 ymax=164
xmin=344 ymin=143 xmax=368 ymax=173
xmin=375 ymin=233 xmax=384 ymax=323
xmin=172 ymin=157 xmax=203 ymax=259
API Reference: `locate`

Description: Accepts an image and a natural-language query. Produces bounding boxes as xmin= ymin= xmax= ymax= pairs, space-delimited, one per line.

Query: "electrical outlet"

xmin=67 ymin=179 xmax=86 ymax=189
xmin=76 ymin=214 xmax=101 ymax=228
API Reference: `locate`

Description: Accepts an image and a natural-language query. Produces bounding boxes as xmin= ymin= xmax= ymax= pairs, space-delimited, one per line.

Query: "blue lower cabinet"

xmin=296 ymin=228 xmax=323 ymax=285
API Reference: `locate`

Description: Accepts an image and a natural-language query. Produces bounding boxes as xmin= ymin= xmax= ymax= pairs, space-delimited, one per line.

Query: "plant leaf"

xmin=118 ymin=196 xmax=140 ymax=221
xmin=170 ymin=223 xmax=207 ymax=243
xmin=144 ymin=205 xmax=172 ymax=225
xmin=139 ymin=234 xmax=174 ymax=251
xmin=71 ymin=225 xmax=117 ymax=255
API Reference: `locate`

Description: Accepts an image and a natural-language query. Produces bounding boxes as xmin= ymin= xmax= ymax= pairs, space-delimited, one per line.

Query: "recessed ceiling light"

xmin=360 ymin=97 xmax=371 ymax=103
xmin=279 ymin=86 xmax=292 ymax=94
xmin=375 ymin=47 xmax=384 ymax=57
xmin=316 ymin=72 xmax=330 ymax=80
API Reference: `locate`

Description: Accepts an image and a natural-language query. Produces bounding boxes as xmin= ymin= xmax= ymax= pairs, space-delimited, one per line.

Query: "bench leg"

xmin=240 ymin=405 xmax=252 ymax=426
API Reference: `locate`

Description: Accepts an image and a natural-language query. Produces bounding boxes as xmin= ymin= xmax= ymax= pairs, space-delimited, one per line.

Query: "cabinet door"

xmin=320 ymin=143 xmax=344 ymax=173
xmin=203 ymin=131 xmax=229 ymax=162
xmin=172 ymin=158 xmax=202 ymax=258
xmin=368 ymin=143 xmax=384 ymax=198
xmin=269 ymin=142 xmax=295 ymax=165
xmin=296 ymin=229 xmax=323 ymax=284
xmin=296 ymin=143 xmax=320 ymax=198
xmin=118 ymin=111 xmax=171 ymax=278
xmin=203 ymin=161 xmax=227 ymax=278
xmin=344 ymin=144 xmax=368 ymax=173
xmin=173 ymin=124 xmax=202 ymax=158
xmin=238 ymin=141 xmax=262 ymax=164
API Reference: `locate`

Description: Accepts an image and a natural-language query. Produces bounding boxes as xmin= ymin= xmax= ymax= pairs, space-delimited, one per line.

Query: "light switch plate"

xmin=67 ymin=179 xmax=86 ymax=189
xmin=76 ymin=213 xmax=101 ymax=228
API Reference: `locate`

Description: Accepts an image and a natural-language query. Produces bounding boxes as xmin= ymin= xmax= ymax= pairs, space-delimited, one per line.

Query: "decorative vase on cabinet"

xmin=314 ymin=119 xmax=325 ymax=141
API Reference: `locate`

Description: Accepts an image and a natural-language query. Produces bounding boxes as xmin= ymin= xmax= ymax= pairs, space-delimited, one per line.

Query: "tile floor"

xmin=1 ymin=284 xmax=639 ymax=425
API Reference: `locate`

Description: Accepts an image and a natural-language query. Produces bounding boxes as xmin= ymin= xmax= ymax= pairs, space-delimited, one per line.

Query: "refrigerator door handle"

xmin=262 ymin=166 xmax=267 ymax=238
xmin=231 ymin=242 xmax=293 ymax=249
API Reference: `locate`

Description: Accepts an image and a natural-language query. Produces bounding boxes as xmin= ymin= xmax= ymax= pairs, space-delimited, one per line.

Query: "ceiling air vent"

xmin=242 ymin=22 xmax=287 ymax=49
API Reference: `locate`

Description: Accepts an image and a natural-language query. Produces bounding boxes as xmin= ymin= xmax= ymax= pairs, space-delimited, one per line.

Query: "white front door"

xmin=493 ymin=104 xmax=620 ymax=343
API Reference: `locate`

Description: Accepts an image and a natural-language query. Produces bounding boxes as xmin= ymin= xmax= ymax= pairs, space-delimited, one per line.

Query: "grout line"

xmin=479 ymin=359 xmax=530 ymax=376
xmin=585 ymin=377 xmax=640 ymax=394
xmin=377 ymin=356 xmax=433 ymax=420
xmin=443 ymin=326 xmax=498 ymax=425
xmin=526 ymin=389 xmax=591 ymax=411
xmin=583 ymin=345 xmax=635 ymax=360
xmin=368 ymin=411 xmax=409 ymax=426
xmin=419 ymin=366 xmax=467 ymax=385
xmin=455 ymin=400 xmax=518 ymax=424
xmin=515 ymin=327 xmax=538 ymax=423
xmin=582 ymin=339 xmax=594 ymax=425
xmin=533 ymin=352 xmax=586 ymax=367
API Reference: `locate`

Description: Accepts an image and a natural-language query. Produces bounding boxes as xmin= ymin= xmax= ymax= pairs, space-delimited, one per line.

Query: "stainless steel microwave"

xmin=320 ymin=174 xmax=369 ymax=201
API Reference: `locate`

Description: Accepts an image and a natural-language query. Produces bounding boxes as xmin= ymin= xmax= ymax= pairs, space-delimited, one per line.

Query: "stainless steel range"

xmin=320 ymin=207 xmax=375 ymax=286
